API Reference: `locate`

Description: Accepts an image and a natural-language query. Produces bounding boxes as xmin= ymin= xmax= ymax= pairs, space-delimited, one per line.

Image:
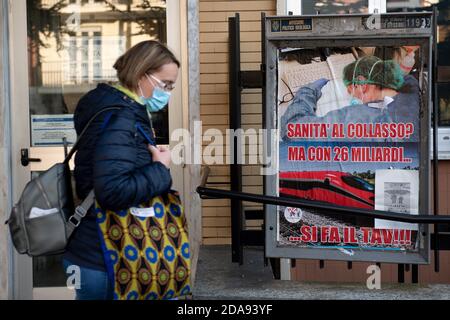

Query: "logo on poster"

xmin=284 ymin=207 xmax=303 ymax=223
xmin=271 ymin=20 xmax=280 ymax=32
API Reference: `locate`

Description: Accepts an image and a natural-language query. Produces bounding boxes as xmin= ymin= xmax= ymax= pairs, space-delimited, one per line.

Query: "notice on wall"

xmin=374 ymin=169 xmax=419 ymax=231
xmin=31 ymin=115 xmax=76 ymax=146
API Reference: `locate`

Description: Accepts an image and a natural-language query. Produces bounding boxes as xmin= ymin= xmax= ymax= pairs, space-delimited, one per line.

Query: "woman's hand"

xmin=148 ymin=145 xmax=171 ymax=169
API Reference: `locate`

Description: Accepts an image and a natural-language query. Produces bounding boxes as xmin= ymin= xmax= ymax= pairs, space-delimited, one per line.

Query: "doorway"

xmin=8 ymin=0 xmax=185 ymax=299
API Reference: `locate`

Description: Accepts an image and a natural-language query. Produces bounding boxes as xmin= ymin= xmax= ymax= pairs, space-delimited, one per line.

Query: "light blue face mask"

xmin=350 ymin=97 xmax=363 ymax=106
xmin=139 ymin=74 xmax=171 ymax=112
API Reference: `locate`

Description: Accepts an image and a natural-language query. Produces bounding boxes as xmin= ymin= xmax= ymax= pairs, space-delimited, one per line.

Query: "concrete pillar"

xmin=186 ymin=0 xmax=201 ymax=286
xmin=0 ymin=0 xmax=12 ymax=300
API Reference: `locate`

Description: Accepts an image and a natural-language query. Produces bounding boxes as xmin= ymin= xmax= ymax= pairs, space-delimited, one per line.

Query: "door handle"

xmin=20 ymin=148 xmax=41 ymax=167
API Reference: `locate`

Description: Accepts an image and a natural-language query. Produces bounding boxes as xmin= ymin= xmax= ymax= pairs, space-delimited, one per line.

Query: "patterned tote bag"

xmin=95 ymin=190 xmax=191 ymax=300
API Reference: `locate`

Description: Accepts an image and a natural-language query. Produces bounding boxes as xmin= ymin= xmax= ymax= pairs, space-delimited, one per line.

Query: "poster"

xmin=277 ymin=45 xmax=422 ymax=253
xmin=31 ymin=114 xmax=76 ymax=146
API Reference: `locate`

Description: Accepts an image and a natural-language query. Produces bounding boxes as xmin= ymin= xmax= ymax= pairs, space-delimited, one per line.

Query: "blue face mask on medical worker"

xmin=350 ymin=96 xmax=363 ymax=106
xmin=139 ymin=74 xmax=171 ymax=112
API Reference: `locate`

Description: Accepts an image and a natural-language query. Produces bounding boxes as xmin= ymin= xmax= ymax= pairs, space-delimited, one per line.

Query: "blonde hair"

xmin=113 ymin=40 xmax=180 ymax=90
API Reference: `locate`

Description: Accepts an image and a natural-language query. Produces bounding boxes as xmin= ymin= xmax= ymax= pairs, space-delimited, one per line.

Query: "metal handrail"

xmin=197 ymin=166 xmax=450 ymax=225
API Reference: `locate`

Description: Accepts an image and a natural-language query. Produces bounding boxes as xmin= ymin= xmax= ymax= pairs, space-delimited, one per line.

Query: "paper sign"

xmin=375 ymin=169 xmax=419 ymax=230
xmin=31 ymin=115 xmax=76 ymax=146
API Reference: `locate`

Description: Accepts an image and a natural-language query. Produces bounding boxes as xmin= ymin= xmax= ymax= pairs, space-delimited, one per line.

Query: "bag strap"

xmin=65 ymin=106 xmax=122 ymax=234
xmin=66 ymin=190 xmax=95 ymax=237
xmin=135 ymin=122 xmax=156 ymax=146
xmin=64 ymin=106 xmax=122 ymax=164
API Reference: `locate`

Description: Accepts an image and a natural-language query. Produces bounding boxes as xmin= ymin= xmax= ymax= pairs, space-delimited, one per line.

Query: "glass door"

xmin=10 ymin=0 xmax=183 ymax=299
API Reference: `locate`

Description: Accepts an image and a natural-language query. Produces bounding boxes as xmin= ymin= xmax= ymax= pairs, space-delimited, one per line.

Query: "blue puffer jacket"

xmin=64 ymin=83 xmax=172 ymax=271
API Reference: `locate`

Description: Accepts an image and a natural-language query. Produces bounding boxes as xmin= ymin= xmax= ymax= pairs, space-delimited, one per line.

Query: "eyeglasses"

xmin=148 ymin=74 xmax=175 ymax=92
xmin=279 ymin=78 xmax=295 ymax=105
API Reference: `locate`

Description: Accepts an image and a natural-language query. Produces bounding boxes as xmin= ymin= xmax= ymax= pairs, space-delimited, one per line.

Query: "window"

xmin=302 ymin=0 xmax=369 ymax=14
xmin=341 ymin=175 xmax=375 ymax=192
xmin=387 ymin=0 xmax=450 ymax=126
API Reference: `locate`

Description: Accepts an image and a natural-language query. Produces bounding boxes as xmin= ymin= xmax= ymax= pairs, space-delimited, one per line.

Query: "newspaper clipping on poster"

xmin=277 ymin=45 xmax=422 ymax=253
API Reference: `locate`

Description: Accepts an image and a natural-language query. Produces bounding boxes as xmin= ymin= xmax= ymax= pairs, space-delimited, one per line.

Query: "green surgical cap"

xmin=343 ymin=56 xmax=404 ymax=90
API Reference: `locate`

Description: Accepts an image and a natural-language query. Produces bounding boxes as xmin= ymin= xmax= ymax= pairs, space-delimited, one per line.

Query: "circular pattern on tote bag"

xmin=153 ymin=203 xmax=165 ymax=218
xmin=138 ymin=268 xmax=152 ymax=286
xmin=175 ymin=266 xmax=188 ymax=282
xmin=167 ymin=223 xmax=179 ymax=238
xmin=181 ymin=242 xmax=190 ymax=259
xmin=180 ymin=285 xmax=191 ymax=296
xmin=145 ymin=292 xmax=158 ymax=300
xmin=163 ymin=290 xmax=175 ymax=300
xmin=96 ymin=209 xmax=107 ymax=223
xmin=145 ymin=247 xmax=158 ymax=264
xmin=157 ymin=269 xmax=170 ymax=286
xmin=118 ymin=268 xmax=132 ymax=284
xmin=129 ymin=224 xmax=144 ymax=239
xmin=107 ymin=250 xmax=119 ymax=265
xmin=163 ymin=246 xmax=176 ymax=263
xmin=124 ymin=245 xmax=138 ymax=261
xmin=117 ymin=209 xmax=128 ymax=218
xmin=108 ymin=225 xmax=123 ymax=241
xmin=149 ymin=226 xmax=162 ymax=241
xmin=169 ymin=203 xmax=181 ymax=217
xmin=126 ymin=291 xmax=139 ymax=300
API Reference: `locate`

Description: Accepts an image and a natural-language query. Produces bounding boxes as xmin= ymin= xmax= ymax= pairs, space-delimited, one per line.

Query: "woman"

xmin=63 ymin=40 xmax=180 ymax=300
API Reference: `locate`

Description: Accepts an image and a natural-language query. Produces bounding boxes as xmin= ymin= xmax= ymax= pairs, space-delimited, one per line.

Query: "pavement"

xmin=193 ymin=245 xmax=450 ymax=300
